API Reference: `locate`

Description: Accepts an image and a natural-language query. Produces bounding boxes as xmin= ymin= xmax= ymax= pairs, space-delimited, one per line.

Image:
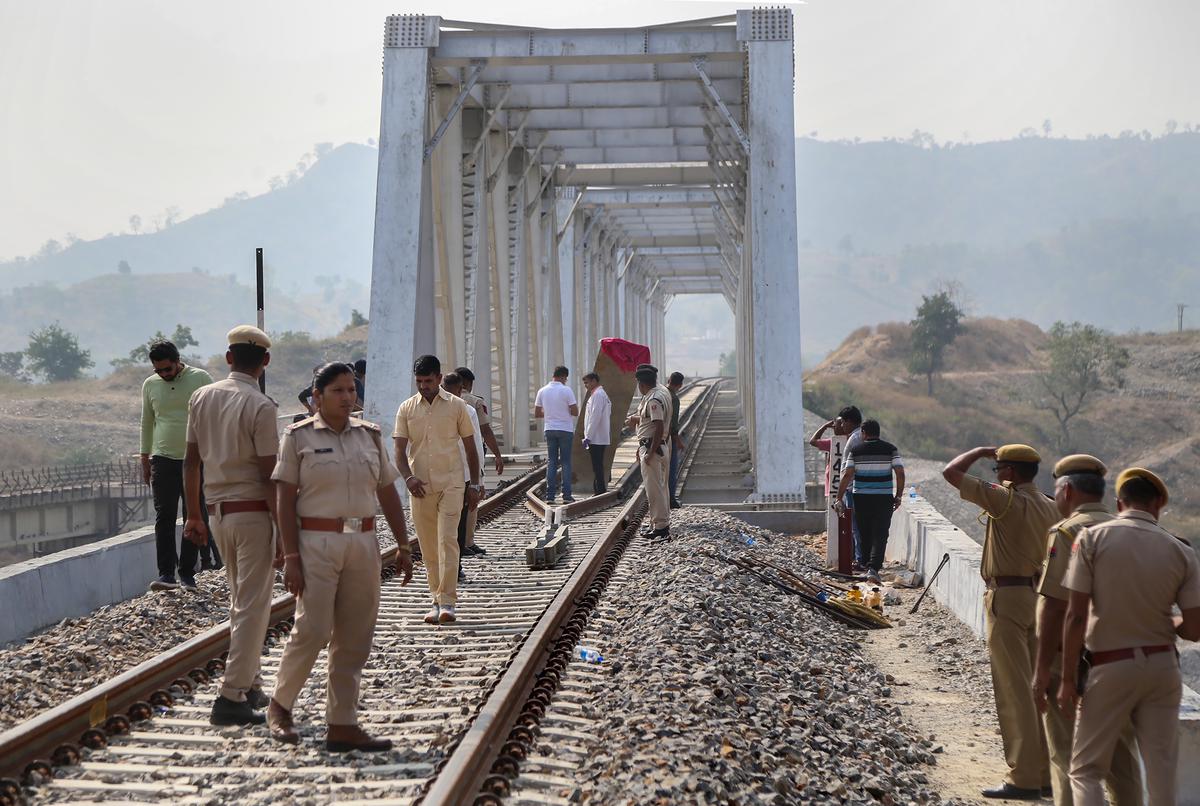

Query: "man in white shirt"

xmin=534 ymin=366 xmax=579 ymax=503
xmin=442 ymin=373 xmax=484 ymax=584
xmin=581 ymin=372 xmax=611 ymax=494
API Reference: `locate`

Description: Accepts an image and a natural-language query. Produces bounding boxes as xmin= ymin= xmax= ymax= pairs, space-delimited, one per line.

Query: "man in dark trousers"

xmin=833 ymin=419 xmax=904 ymax=585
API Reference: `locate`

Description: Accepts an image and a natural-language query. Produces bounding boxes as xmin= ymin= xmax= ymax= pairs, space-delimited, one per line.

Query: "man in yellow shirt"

xmin=393 ymin=355 xmax=482 ymax=624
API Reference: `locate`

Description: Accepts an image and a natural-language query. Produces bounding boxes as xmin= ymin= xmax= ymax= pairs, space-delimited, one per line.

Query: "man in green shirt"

xmin=140 ymin=340 xmax=214 ymax=590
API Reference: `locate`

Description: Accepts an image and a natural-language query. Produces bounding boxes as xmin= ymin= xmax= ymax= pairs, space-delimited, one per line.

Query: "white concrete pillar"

xmin=429 ymin=85 xmax=465 ymax=369
xmin=556 ymin=193 xmax=577 ymax=376
xmin=740 ymin=8 xmax=804 ymax=500
xmin=365 ymin=18 xmax=436 ymax=430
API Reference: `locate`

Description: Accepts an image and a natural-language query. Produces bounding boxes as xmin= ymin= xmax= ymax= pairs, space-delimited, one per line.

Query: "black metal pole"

xmin=256 ymin=247 xmax=266 ymax=392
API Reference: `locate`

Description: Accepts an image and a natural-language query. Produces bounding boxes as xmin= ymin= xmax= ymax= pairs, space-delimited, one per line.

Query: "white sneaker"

xmin=423 ymin=604 xmax=440 ymax=624
xmin=439 ymin=605 xmax=457 ymax=623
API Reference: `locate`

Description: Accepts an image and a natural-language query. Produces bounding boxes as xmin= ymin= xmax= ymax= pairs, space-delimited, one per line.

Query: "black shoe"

xmin=980 ymin=783 xmax=1041 ymax=800
xmin=149 ymin=575 xmax=178 ymax=592
xmin=1040 ymin=787 xmax=1053 ymax=799
xmin=562 ymin=495 xmax=576 ymax=503
xmin=669 ymin=499 xmax=682 ymax=509
xmin=458 ymin=568 xmax=467 ymax=584
xmin=245 ymin=686 xmax=270 ymax=710
xmin=210 ymin=695 xmax=265 ymax=726
xmin=180 ymin=575 xmax=198 ymax=590
xmin=199 ymin=558 xmax=214 ymax=572
xmin=649 ymin=527 xmax=670 ymax=542
xmin=470 ymin=545 xmax=486 ymax=556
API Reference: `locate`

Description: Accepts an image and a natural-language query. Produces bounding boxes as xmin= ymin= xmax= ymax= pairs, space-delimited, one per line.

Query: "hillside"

xmin=2 ymin=135 xmax=1199 ymax=366
xmin=804 ymin=320 xmax=1200 ymax=536
xmin=0 ymin=328 xmax=368 ymax=471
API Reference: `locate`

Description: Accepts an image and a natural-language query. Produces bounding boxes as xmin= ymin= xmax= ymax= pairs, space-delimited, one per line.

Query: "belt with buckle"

xmin=207 ymin=500 xmax=269 ymax=516
xmin=300 ymin=516 xmax=376 ymax=533
xmin=987 ymin=576 xmax=1034 ymax=588
xmin=1089 ymin=644 xmax=1173 ymax=666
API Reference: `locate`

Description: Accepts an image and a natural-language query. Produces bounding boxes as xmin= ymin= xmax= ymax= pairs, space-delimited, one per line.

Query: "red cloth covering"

xmin=599 ymin=338 xmax=651 ymax=373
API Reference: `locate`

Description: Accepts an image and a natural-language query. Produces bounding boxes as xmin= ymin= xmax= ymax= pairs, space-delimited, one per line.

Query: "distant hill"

xmin=3 ymin=134 xmax=1199 ymax=365
xmin=0 ymin=143 xmax=378 ymax=296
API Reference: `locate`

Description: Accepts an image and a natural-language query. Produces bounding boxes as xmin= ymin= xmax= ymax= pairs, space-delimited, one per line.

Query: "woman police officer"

xmin=266 ymin=362 xmax=414 ymax=750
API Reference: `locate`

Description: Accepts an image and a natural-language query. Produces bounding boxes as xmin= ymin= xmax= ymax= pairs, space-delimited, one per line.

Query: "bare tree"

xmin=1031 ymin=322 xmax=1130 ymax=450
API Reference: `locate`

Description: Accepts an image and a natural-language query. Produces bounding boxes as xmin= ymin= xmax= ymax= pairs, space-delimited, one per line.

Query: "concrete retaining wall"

xmin=0 ymin=522 xmax=162 ymax=647
xmin=888 ymin=494 xmax=1200 ymax=801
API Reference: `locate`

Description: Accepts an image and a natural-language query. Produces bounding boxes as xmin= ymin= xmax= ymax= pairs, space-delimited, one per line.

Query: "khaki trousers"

xmin=210 ymin=511 xmax=275 ymax=703
xmin=271 ymin=530 xmax=381 ymax=725
xmin=1071 ymin=650 xmax=1180 ymax=806
xmin=641 ymin=449 xmax=670 ymax=529
xmin=1043 ymin=669 xmax=1143 ymax=806
xmin=985 ymin=585 xmax=1050 ymax=789
xmin=412 ymin=486 xmax=465 ymax=605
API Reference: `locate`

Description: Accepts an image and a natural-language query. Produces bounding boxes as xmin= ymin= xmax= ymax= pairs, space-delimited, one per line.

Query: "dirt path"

xmin=860 ymin=581 xmax=1009 ymax=804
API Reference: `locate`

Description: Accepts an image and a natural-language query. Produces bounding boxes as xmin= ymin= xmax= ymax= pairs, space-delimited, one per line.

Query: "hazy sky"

xmin=2 ymin=0 xmax=1197 ymax=259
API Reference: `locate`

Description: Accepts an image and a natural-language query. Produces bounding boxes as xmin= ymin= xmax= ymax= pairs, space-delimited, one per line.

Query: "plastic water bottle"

xmin=907 ymin=485 xmax=917 ymax=501
xmin=740 ymin=532 xmax=756 ymax=547
xmin=575 ymin=645 xmax=603 ymax=664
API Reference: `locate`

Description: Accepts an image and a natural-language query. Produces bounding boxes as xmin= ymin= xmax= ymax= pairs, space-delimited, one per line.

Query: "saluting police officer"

xmin=183 ymin=326 xmax=279 ymax=727
xmin=1060 ymin=468 xmax=1200 ymax=806
xmin=943 ymin=443 xmax=1060 ymax=800
xmin=626 ymin=365 xmax=672 ymax=541
xmin=1032 ymin=455 xmax=1142 ymax=806
xmin=265 ymin=362 xmax=413 ymax=751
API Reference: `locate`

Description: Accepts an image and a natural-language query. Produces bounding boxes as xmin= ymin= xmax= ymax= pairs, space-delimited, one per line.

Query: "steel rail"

xmin=421 ymin=380 xmax=720 ymax=804
xmin=0 ymin=463 xmax=545 ymax=785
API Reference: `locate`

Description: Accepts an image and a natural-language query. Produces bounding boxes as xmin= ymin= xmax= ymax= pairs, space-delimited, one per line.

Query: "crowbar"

xmin=911 ymin=552 xmax=951 ymax=614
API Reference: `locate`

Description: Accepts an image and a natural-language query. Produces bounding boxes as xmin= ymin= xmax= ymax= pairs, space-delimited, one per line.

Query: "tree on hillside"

xmin=1031 ymin=321 xmax=1130 ymax=451
xmin=346 ymin=309 xmax=368 ymax=330
xmin=26 ymin=323 xmax=94 ymax=382
xmin=117 ymin=259 xmax=132 ymax=274
xmin=113 ymin=324 xmax=200 ymax=367
xmin=0 ymin=351 xmax=28 ymax=382
xmin=907 ymin=291 xmax=964 ymax=395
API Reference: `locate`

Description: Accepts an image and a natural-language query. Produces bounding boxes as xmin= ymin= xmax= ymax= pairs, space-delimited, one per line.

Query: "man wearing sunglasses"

xmin=140 ymin=339 xmax=215 ymax=590
xmin=944 ymin=443 xmax=1061 ymax=800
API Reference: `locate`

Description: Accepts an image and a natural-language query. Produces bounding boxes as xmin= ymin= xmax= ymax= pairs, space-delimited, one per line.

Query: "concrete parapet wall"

xmin=888 ymin=494 xmax=1200 ymax=801
xmin=0 ymin=522 xmax=162 ymax=647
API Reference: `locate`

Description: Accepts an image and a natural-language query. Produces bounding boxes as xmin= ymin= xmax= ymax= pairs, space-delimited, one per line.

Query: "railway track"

xmin=0 ymin=382 xmax=721 ymax=806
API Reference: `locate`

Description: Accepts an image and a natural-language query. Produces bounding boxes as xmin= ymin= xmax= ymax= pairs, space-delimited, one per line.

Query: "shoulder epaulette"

xmin=354 ymin=418 xmax=381 ymax=432
xmin=285 ymin=416 xmax=316 ymax=433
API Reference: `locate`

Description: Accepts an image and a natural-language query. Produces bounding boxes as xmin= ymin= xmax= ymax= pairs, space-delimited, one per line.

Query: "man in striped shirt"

xmin=834 ymin=419 xmax=905 ymax=584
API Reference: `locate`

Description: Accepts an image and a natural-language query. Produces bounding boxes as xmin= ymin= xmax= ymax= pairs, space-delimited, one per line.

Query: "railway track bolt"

xmin=150 ymin=690 xmax=174 ymax=708
xmin=127 ymin=701 xmax=153 ymax=722
xmin=20 ymin=760 xmax=52 ymax=787
xmin=0 ymin=777 xmax=22 ymax=806
xmin=171 ymin=677 xmax=195 ymax=695
xmin=521 ymin=701 xmax=545 ymax=720
xmin=508 ymin=725 xmax=536 ymax=746
xmin=50 ymin=744 xmax=80 ymax=767
xmin=80 ymin=728 xmax=107 ymax=749
xmin=473 ymin=796 xmax=503 ymax=806
xmin=491 ymin=754 xmax=521 ymax=778
xmin=500 ymin=740 xmax=528 ymax=760
xmin=481 ymin=774 xmax=512 ymax=796
xmin=102 ymin=714 xmax=130 ymax=735
xmin=187 ymin=667 xmax=210 ymax=685
xmin=205 ymin=658 xmax=226 ymax=675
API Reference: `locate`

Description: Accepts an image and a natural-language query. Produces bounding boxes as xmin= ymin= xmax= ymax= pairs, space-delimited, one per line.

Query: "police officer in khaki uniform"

xmin=1031 ymin=455 xmax=1142 ymax=806
xmin=454 ymin=367 xmax=503 ymax=556
xmin=393 ymin=355 xmax=481 ymax=625
xmin=265 ymin=362 xmax=413 ymax=751
xmin=183 ymin=326 xmax=278 ymax=726
xmin=943 ymin=443 xmax=1060 ymax=799
xmin=625 ymin=365 xmax=671 ymax=541
xmin=1060 ymin=468 xmax=1200 ymax=806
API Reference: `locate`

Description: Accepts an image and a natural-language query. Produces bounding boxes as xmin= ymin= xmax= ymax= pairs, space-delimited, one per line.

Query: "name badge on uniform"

xmin=314 ymin=448 xmax=334 ymax=454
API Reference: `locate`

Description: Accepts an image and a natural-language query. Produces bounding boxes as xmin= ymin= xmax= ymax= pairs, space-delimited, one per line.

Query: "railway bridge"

xmin=364 ymin=9 xmax=805 ymax=504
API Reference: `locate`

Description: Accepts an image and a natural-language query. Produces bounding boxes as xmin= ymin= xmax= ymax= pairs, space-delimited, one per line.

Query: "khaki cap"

xmin=997 ymin=444 xmax=1041 ymax=463
xmin=1115 ymin=467 xmax=1168 ymax=504
xmin=1053 ymin=454 xmax=1107 ymax=478
xmin=227 ymin=325 xmax=271 ymax=350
